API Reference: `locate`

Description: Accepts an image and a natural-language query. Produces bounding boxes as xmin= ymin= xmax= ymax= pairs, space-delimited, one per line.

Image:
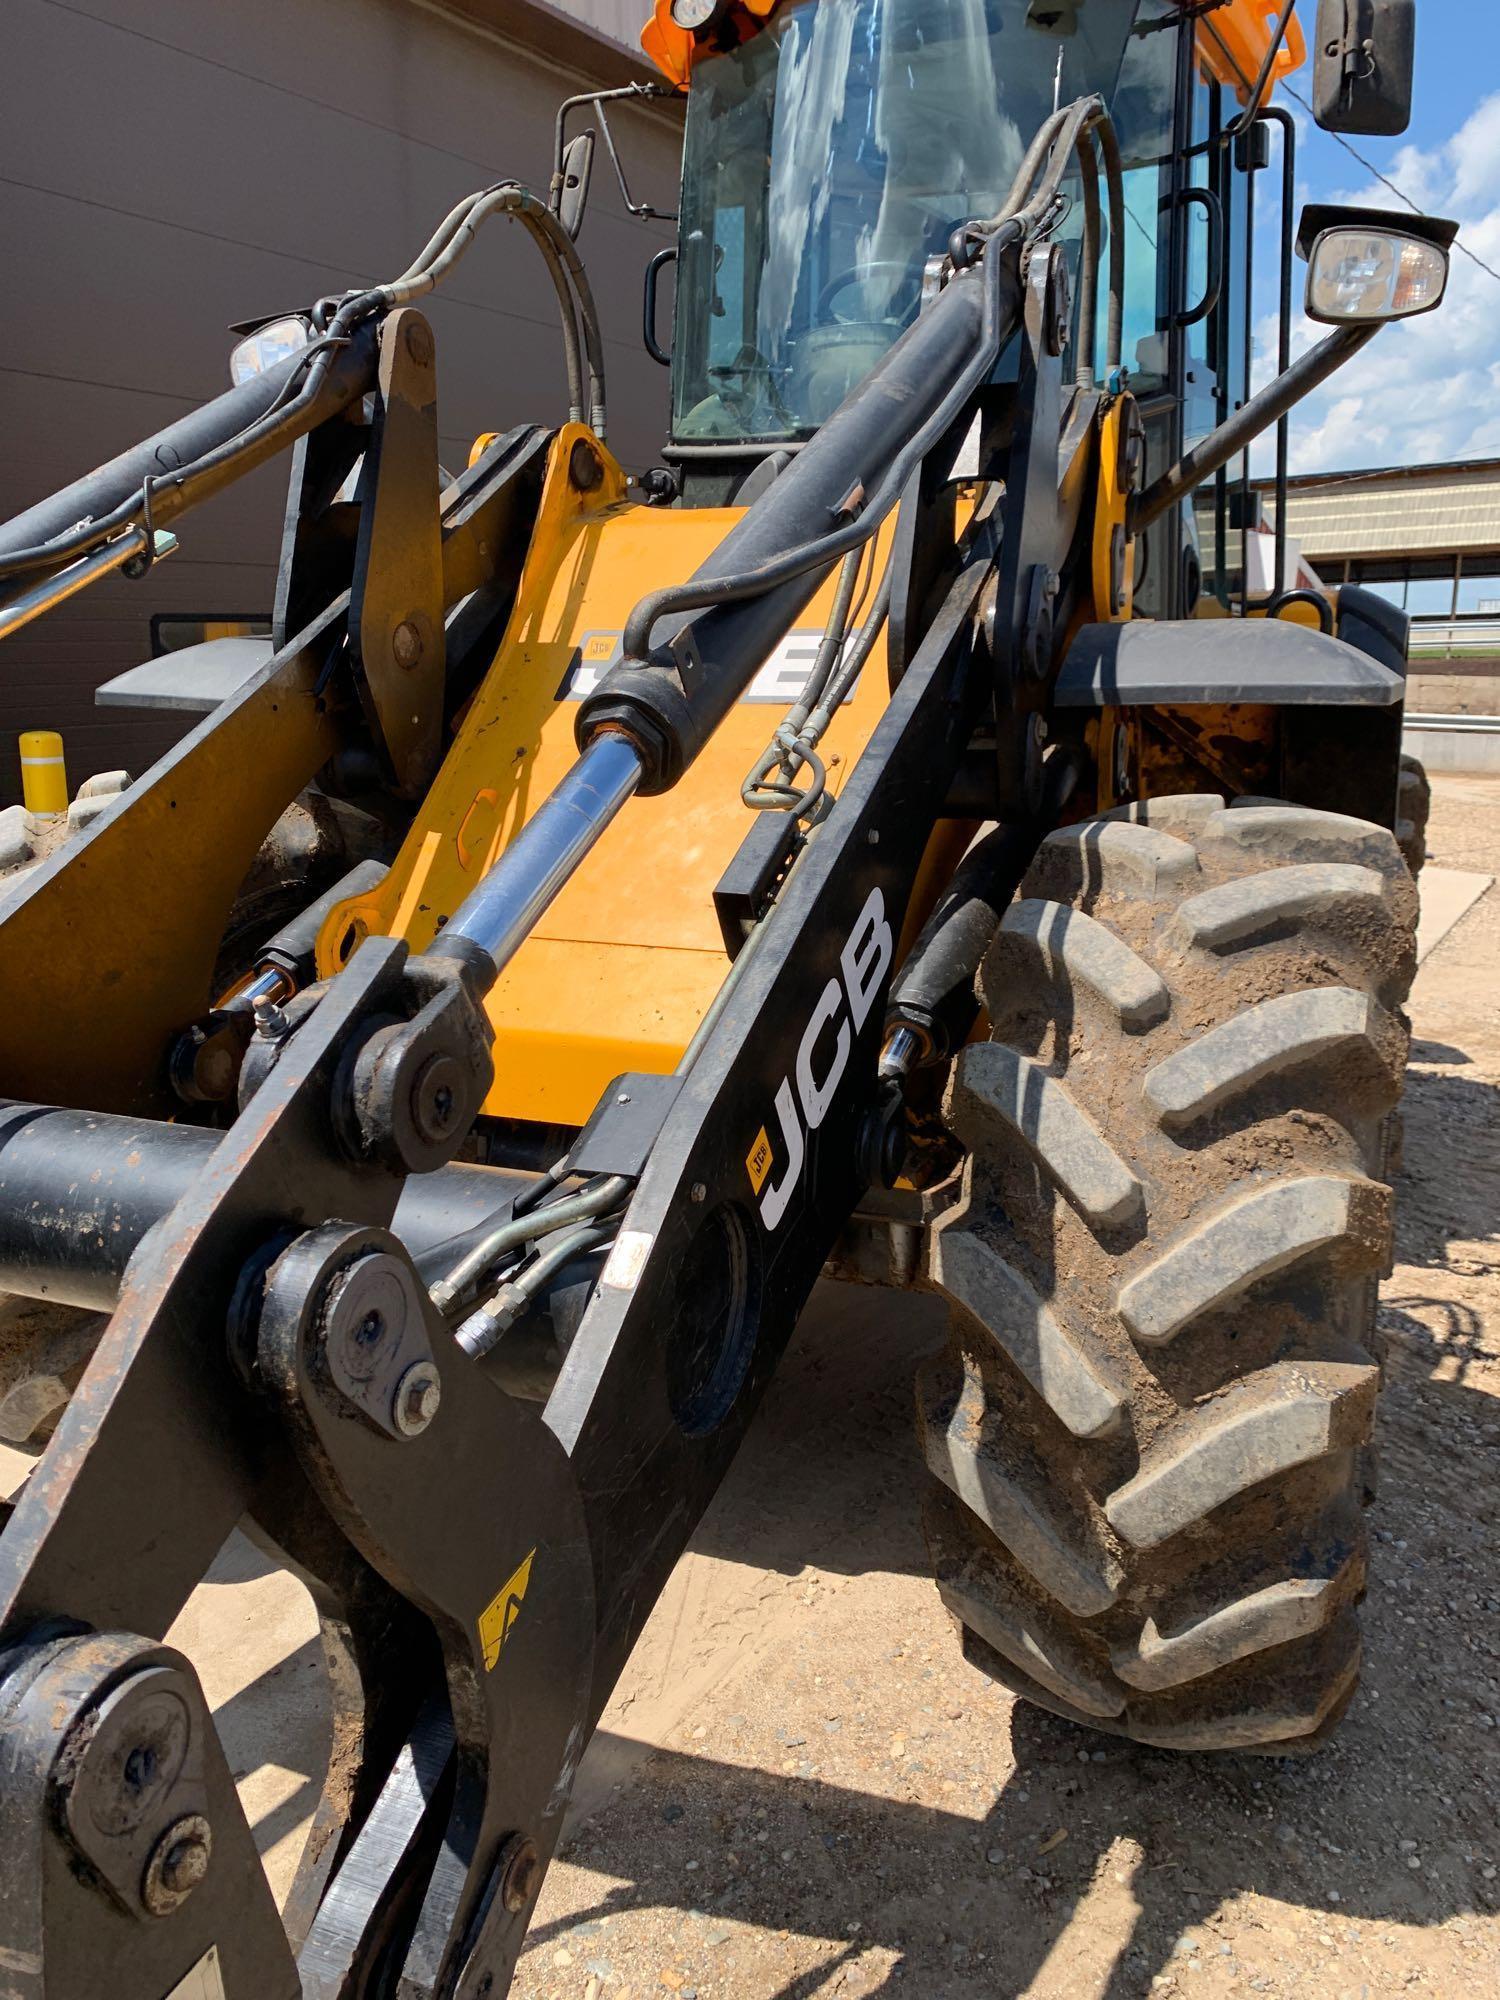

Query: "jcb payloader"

xmin=0 ymin=0 xmax=1450 ymax=1992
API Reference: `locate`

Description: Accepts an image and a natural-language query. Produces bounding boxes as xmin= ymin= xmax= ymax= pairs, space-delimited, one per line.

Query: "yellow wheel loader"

xmin=0 ymin=1 xmax=1449 ymax=1991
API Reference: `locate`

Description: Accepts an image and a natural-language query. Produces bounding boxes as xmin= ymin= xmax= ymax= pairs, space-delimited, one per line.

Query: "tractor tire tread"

xmin=922 ymin=795 xmax=1415 ymax=1751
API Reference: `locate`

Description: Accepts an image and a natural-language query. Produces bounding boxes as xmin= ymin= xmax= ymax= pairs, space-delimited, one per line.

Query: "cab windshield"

xmin=672 ymin=0 xmax=1143 ymax=444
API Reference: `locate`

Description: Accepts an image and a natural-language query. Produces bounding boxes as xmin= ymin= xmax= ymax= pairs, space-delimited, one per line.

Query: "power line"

xmin=1198 ymin=0 xmax=1500 ymax=292
xmin=1280 ymin=76 xmax=1500 ymax=292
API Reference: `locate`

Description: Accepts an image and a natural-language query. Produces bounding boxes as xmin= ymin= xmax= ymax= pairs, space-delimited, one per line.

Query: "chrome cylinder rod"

xmin=0 ymin=529 xmax=178 ymax=643
xmin=427 ymin=731 xmax=643 ymax=990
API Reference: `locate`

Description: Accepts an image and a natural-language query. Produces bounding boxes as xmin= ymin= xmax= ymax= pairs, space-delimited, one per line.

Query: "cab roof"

xmin=642 ymin=0 xmax=1306 ymax=97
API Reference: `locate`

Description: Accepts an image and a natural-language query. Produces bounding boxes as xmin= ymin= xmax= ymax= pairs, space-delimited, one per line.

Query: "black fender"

xmin=1336 ymin=582 xmax=1410 ymax=677
xmin=1054 ymin=615 xmax=1404 ymax=709
xmin=1054 ymin=613 xmax=1406 ymax=830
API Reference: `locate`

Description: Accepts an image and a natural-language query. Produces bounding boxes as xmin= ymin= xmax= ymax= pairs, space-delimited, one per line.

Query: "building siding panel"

xmin=0 ymin=0 xmax=679 ymax=802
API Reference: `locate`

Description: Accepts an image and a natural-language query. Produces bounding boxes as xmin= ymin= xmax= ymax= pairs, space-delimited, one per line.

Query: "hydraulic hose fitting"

xmin=877 ymin=1023 xmax=931 ymax=1082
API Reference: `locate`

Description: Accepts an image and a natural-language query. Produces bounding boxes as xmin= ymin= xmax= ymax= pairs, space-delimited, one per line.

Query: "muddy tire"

xmin=1396 ymin=752 xmax=1431 ymax=879
xmin=919 ymin=796 xmax=1416 ymax=1752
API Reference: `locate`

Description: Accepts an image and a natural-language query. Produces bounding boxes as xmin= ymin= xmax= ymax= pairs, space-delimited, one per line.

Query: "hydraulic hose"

xmin=1075 ymin=133 xmax=1103 ymax=391
xmin=580 ymin=235 xmax=1021 ymax=795
xmin=881 ymin=750 xmax=1083 ymax=1074
xmin=0 ymin=175 xmax=607 ymax=589
xmin=0 ymin=324 xmax=381 ymax=583
xmin=741 ymin=545 xmax=865 ymax=814
xmin=428 ymin=1171 xmax=632 ymax=1315
xmin=962 ymin=93 xmax=1124 ymax=383
xmin=375 ymin=182 xmax=606 ymax=436
xmin=1095 ymin=112 xmax=1127 ymax=375
xmin=454 ymin=1220 xmax=617 ymax=1359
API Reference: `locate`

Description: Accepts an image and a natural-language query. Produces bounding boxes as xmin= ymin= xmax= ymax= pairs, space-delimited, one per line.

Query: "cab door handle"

xmin=1175 ymin=186 xmax=1224 ymax=328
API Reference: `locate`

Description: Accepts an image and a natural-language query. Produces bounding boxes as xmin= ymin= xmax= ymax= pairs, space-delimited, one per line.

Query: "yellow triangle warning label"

xmin=479 ymin=1547 xmax=536 ymax=1672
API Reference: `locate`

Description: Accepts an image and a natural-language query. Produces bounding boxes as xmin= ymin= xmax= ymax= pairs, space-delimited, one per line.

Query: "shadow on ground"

xmin=211 ymin=1231 xmax=1499 ymax=1994
xmin=202 ymin=949 xmax=1500 ymax=1995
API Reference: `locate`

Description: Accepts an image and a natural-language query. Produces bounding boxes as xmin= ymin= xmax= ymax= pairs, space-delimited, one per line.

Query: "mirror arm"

xmin=550 ymin=83 xmax=679 ymax=228
xmin=1129 ymin=323 xmax=1378 ymax=537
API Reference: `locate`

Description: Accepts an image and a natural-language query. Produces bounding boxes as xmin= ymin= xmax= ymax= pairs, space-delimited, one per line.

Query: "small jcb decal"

xmin=601 ymin=1227 xmax=654 ymax=1291
xmin=479 ymin=1548 xmax=535 ymax=1671
xmin=746 ymin=1127 xmax=774 ymax=1196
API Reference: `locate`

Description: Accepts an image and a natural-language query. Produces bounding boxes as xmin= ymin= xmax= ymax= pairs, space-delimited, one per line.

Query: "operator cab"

xmin=671 ymin=0 xmax=1140 ymax=443
xmin=652 ymin=0 xmax=1296 ymax=617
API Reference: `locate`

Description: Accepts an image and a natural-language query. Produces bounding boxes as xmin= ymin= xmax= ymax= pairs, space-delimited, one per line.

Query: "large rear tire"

xmin=919 ymin=796 xmax=1416 ymax=1752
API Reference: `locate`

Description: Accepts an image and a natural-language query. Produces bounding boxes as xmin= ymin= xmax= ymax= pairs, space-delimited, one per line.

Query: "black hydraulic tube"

xmin=1259 ymin=106 xmax=1298 ymax=595
xmin=0 ymin=324 xmax=380 ymax=580
xmin=252 ymin=858 xmax=390 ymax=991
xmin=577 ymin=246 xmax=1020 ymax=792
xmin=1130 ymin=323 xmax=1378 ymax=536
xmin=881 ymin=751 xmax=1083 ymax=1067
xmin=0 ymin=1103 xmax=525 ymax=1310
xmin=1076 ymin=136 xmax=1104 ymax=392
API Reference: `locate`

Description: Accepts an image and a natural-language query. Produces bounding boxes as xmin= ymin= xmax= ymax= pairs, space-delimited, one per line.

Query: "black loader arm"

xmin=0 ymin=515 xmax=997 ymax=1997
xmin=0 ymin=125 xmax=1030 ymax=1986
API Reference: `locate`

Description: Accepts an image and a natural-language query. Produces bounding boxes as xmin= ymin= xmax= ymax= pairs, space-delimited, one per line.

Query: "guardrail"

xmin=1409 ymin=617 xmax=1500 ymax=660
xmin=1404 ymin=709 xmax=1500 ymax=775
xmin=1405 ymin=711 xmax=1500 ymax=733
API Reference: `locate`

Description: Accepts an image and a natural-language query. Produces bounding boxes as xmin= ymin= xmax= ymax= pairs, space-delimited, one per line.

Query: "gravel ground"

xmin=13 ymin=776 xmax=1492 ymax=2000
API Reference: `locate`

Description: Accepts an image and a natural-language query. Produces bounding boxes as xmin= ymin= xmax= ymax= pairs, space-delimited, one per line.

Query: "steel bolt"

xmin=393 ymin=1360 xmax=441 ymax=1437
xmin=142 ymin=1813 xmax=212 ymax=1916
xmin=498 ymin=1833 xmax=542 ymax=1913
xmin=404 ymin=318 xmax=434 ymax=367
xmin=252 ymin=993 xmax=290 ymax=1042
xmin=689 ymin=1182 xmax=707 ymax=1203
xmin=411 ymin=1051 xmax=466 ymax=1144
xmin=393 ymin=619 xmax=424 ymax=670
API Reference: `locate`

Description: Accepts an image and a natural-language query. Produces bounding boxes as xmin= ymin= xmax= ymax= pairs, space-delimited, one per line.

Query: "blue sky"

xmin=1257 ymin=0 xmax=1500 ymax=477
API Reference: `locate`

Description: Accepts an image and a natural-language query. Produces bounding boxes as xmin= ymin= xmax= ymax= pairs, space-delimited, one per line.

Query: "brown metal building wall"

xmin=0 ymin=0 xmax=679 ymax=804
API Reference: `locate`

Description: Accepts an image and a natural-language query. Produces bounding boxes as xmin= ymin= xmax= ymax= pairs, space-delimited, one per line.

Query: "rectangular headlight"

xmin=1306 ymin=226 xmax=1450 ymax=325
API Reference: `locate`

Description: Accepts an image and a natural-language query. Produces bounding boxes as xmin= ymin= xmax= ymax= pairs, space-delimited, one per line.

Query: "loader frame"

xmin=0 ymin=475 xmax=997 ymax=2000
xmin=0 ymin=7 xmax=1446 ymax=1982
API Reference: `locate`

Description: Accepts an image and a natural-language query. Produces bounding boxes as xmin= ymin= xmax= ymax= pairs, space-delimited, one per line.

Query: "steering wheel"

xmin=815 ymin=262 xmax=915 ymax=324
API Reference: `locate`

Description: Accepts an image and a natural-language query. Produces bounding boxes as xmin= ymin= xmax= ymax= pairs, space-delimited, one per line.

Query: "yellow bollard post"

xmin=19 ymin=731 xmax=68 ymax=816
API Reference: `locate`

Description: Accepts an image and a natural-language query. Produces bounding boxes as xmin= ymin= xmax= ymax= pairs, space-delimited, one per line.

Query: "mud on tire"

xmin=919 ymin=796 xmax=1417 ymax=1752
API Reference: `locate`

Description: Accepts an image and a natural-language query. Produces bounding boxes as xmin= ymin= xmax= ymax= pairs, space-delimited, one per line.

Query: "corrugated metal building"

xmin=1256 ymin=458 xmax=1500 ymax=586
xmin=0 ymin=0 xmax=679 ymax=802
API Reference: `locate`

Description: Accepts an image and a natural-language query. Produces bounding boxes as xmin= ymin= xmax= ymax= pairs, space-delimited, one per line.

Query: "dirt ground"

xmin=21 ymin=775 xmax=1496 ymax=1999
xmin=494 ymin=772 xmax=1500 ymax=2000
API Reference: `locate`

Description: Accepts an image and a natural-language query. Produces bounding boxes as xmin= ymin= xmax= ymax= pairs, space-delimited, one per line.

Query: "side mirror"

xmin=558 ymin=130 xmax=595 ymax=241
xmin=1298 ymin=204 xmax=1455 ymax=325
xmin=1312 ymin=0 xmax=1415 ymax=135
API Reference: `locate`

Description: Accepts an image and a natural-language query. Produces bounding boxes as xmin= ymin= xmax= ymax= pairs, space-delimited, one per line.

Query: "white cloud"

xmin=1260 ymin=92 xmax=1500 ymax=475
